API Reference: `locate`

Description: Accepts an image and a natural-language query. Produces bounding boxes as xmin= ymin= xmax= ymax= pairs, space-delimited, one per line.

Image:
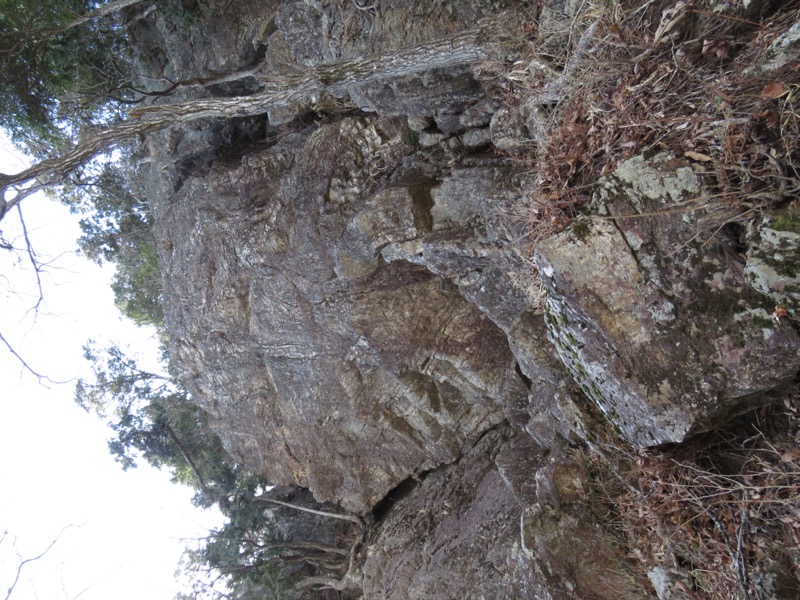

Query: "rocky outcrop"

xmin=132 ymin=0 xmax=800 ymax=597
xmin=151 ymin=115 xmax=528 ymax=513
xmin=535 ymin=153 xmax=800 ymax=447
xmin=142 ymin=1 xmax=534 ymax=515
xmin=362 ymin=426 xmax=649 ymax=599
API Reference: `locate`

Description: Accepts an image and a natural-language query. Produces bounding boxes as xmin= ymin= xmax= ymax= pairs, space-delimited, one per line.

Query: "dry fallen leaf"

xmin=685 ymin=150 xmax=712 ymax=162
xmin=755 ymin=108 xmax=780 ymax=128
xmin=780 ymin=448 xmax=800 ymax=461
xmin=760 ymin=82 xmax=788 ymax=99
xmin=774 ymin=305 xmax=789 ymax=322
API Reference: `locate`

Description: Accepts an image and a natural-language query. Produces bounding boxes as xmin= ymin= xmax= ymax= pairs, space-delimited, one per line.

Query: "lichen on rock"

xmin=745 ymin=212 xmax=800 ymax=318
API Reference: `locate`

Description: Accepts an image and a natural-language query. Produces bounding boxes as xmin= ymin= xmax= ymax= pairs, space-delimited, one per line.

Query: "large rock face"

xmin=134 ymin=0 xmax=800 ymax=597
xmin=152 ymin=116 xmax=527 ymax=512
xmin=142 ymin=2 xmax=533 ymax=513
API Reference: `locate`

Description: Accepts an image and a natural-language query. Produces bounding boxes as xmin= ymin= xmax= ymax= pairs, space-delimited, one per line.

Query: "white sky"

xmin=0 ymin=140 xmax=222 ymax=599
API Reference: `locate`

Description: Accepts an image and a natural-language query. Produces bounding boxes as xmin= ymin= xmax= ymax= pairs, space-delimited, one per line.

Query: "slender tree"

xmin=0 ymin=19 xmax=495 ymax=223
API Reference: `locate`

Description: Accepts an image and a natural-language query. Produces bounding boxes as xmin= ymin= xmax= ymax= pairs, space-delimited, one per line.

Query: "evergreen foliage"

xmin=75 ymin=342 xmax=326 ymax=598
xmin=76 ymin=342 xmax=253 ymax=507
xmin=61 ymin=156 xmax=164 ymax=328
xmin=0 ymin=0 xmax=133 ymax=154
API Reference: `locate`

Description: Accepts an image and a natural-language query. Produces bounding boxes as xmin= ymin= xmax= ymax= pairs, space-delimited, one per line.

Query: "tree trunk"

xmin=256 ymin=497 xmax=365 ymax=528
xmin=163 ymin=423 xmax=212 ymax=495
xmin=0 ymin=21 xmax=498 ymax=222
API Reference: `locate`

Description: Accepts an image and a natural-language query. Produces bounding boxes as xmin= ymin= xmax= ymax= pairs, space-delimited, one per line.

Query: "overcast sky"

xmin=0 ymin=139 xmax=222 ymax=599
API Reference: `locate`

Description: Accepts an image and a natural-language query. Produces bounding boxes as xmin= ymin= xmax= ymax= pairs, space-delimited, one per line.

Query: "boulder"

xmin=535 ymin=153 xmax=800 ymax=447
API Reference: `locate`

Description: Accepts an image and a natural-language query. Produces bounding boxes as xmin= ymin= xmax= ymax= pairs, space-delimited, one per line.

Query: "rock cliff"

xmin=130 ymin=0 xmax=800 ymax=597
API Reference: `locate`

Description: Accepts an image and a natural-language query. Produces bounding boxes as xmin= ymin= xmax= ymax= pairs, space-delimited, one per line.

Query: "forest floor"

xmin=488 ymin=1 xmax=800 ymax=597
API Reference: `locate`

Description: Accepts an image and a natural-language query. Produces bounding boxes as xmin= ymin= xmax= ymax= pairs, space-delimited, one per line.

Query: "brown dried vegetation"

xmin=484 ymin=0 xmax=800 ymax=278
xmin=582 ymin=390 xmax=800 ymax=599
xmin=485 ymin=1 xmax=800 ymax=597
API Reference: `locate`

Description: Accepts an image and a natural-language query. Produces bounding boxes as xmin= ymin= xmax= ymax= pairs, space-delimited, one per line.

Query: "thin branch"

xmin=256 ymin=497 xmax=365 ymax=528
xmin=0 ymin=330 xmax=68 ymax=385
xmin=69 ymin=564 xmax=123 ymax=600
xmin=16 ymin=205 xmax=43 ymax=318
xmin=735 ymin=499 xmax=752 ymax=600
xmin=244 ymin=540 xmax=349 ymax=557
xmin=163 ymin=423 xmax=211 ymax=495
xmin=4 ymin=525 xmax=77 ymax=600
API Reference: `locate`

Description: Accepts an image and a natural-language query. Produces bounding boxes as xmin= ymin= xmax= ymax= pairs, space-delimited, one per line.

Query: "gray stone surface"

xmin=363 ymin=426 xmax=652 ymax=599
xmin=138 ymin=0 xmax=542 ymax=520
xmin=648 ymin=566 xmax=694 ymax=600
xmin=743 ymin=19 xmax=800 ymax=75
xmin=151 ymin=116 xmax=525 ymax=513
xmin=535 ymin=153 xmax=800 ymax=447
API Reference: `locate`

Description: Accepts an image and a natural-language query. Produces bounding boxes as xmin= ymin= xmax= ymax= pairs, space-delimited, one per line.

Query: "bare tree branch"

xmin=0 ymin=330 xmax=67 ymax=385
xmin=16 ymin=205 xmax=43 ymax=318
xmin=3 ymin=525 xmax=77 ymax=600
xmin=69 ymin=564 xmax=123 ymax=600
xmin=256 ymin=497 xmax=365 ymax=529
xmin=163 ymin=423 xmax=211 ymax=495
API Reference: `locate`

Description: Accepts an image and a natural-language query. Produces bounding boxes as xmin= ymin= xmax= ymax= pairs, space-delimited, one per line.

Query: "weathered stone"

xmin=344 ymin=64 xmax=485 ymax=118
xmin=127 ymin=0 xmax=277 ymax=93
xmin=520 ymin=499 xmax=649 ymax=599
xmin=535 ymin=153 xmax=800 ymax=446
xmin=275 ymin=2 xmax=324 ymax=66
xmin=743 ymin=19 xmax=800 ymax=75
xmin=417 ymin=130 xmax=446 ymax=147
xmin=433 ymin=112 xmax=465 ymax=135
xmin=458 ymin=98 xmax=496 ymax=128
xmin=489 ymin=105 xmax=530 ymax=153
xmin=406 ymin=115 xmax=432 ymax=132
xmin=362 ymin=428 xmax=544 ymax=599
xmin=364 ymin=427 xmax=653 ymax=599
xmin=460 ymin=127 xmax=491 ymax=148
xmin=152 ymin=116 xmax=523 ymax=512
xmin=648 ymin=566 xmax=694 ymax=600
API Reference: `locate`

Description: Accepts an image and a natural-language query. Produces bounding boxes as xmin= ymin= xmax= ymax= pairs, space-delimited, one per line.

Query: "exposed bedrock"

xmin=136 ymin=0 xmax=800 ymax=596
xmin=138 ymin=0 xmax=534 ymax=514
xmin=151 ymin=112 xmax=536 ymax=512
xmin=362 ymin=425 xmax=648 ymax=599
